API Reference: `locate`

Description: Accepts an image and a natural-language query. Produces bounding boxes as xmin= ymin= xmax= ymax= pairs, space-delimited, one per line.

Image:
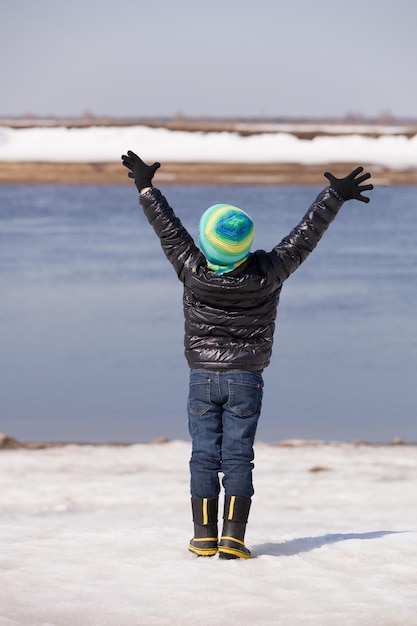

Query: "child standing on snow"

xmin=121 ymin=151 xmax=373 ymax=559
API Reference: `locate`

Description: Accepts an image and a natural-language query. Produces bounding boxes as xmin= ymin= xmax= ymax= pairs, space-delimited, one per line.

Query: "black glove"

xmin=324 ymin=167 xmax=373 ymax=203
xmin=121 ymin=150 xmax=160 ymax=191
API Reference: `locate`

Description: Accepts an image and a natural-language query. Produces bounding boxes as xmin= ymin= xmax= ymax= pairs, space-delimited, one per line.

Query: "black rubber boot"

xmin=218 ymin=495 xmax=252 ymax=560
xmin=188 ymin=497 xmax=219 ymax=557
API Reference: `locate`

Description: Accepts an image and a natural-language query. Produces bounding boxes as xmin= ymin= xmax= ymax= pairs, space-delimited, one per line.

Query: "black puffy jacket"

xmin=140 ymin=186 xmax=344 ymax=372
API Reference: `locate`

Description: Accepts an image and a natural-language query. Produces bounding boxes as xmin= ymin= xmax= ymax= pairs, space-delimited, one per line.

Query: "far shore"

xmin=1 ymin=161 xmax=416 ymax=185
xmin=0 ymin=433 xmax=414 ymax=450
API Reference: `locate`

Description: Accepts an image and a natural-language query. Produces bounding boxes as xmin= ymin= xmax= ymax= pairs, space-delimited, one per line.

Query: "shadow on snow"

xmin=253 ymin=530 xmax=407 ymax=557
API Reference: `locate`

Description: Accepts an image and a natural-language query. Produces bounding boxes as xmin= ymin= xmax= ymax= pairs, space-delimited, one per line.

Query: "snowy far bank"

xmin=0 ymin=124 xmax=417 ymax=168
xmin=1 ymin=441 xmax=416 ymax=625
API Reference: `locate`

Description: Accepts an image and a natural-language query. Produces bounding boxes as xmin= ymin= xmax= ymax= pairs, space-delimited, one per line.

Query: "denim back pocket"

xmin=228 ymin=380 xmax=263 ymax=417
xmin=188 ymin=379 xmax=212 ymax=416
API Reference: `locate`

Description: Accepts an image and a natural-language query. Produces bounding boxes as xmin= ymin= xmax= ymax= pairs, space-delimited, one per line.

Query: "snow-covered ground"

xmin=0 ymin=124 xmax=416 ymax=168
xmin=1 ymin=441 xmax=416 ymax=625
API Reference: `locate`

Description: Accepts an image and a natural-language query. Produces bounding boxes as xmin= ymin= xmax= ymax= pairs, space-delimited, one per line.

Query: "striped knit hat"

xmin=198 ymin=204 xmax=255 ymax=274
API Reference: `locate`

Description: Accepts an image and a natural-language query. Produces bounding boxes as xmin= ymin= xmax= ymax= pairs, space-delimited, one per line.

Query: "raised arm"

xmin=121 ymin=151 xmax=200 ymax=280
xmin=269 ymin=167 xmax=373 ymax=282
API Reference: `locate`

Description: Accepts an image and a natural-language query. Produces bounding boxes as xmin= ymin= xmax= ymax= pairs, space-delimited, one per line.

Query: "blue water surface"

xmin=0 ymin=183 xmax=416 ymax=443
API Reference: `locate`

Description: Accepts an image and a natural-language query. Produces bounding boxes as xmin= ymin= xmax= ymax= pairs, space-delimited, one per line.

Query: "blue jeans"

xmin=187 ymin=369 xmax=264 ymax=499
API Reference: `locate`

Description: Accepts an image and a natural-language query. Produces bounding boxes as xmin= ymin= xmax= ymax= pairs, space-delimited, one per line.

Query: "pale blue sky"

xmin=1 ymin=0 xmax=416 ymax=119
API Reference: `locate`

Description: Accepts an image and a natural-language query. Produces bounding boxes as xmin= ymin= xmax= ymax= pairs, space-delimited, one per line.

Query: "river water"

xmin=0 ymin=183 xmax=416 ymax=443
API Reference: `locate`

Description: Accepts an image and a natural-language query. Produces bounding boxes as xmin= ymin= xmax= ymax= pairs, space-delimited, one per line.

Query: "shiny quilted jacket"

xmin=140 ymin=186 xmax=344 ymax=371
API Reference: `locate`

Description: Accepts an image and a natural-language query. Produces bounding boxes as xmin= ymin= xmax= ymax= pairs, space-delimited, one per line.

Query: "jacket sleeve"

xmin=139 ymin=187 xmax=201 ymax=281
xmin=268 ymin=186 xmax=345 ymax=283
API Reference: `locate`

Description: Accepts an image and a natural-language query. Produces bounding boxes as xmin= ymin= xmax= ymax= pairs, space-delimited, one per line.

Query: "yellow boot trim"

xmin=190 ymin=537 xmax=218 ymax=543
xmin=202 ymin=498 xmax=208 ymax=525
xmin=218 ymin=546 xmax=251 ymax=559
xmin=227 ymin=496 xmax=236 ymax=520
xmin=188 ymin=543 xmax=218 ymax=557
xmin=220 ymin=535 xmax=245 ymax=546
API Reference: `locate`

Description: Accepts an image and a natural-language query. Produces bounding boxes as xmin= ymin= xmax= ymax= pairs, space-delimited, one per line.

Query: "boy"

xmin=121 ymin=151 xmax=373 ymax=559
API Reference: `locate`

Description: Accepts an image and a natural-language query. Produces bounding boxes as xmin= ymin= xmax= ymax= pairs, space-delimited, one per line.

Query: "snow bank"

xmin=0 ymin=125 xmax=416 ymax=168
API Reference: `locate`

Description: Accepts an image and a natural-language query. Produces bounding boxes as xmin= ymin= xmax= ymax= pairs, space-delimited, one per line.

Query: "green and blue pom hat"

xmin=198 ymin=204 xmax=255 ymax=274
